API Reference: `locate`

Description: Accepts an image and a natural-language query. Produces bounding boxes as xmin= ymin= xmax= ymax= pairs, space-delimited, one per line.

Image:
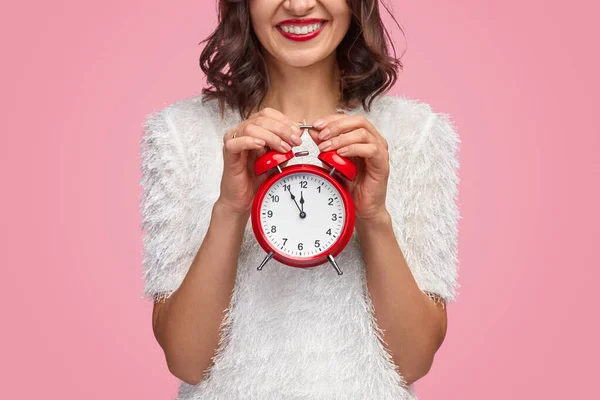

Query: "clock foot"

xmin=328 ymin=255 xmax=343 ymax=275
xmin=257 ymin=252 xmax=274 ymax=271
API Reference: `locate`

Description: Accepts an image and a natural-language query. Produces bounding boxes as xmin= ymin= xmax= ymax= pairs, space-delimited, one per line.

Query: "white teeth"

xmin=280 ymin=23 xmax=323 ymax=35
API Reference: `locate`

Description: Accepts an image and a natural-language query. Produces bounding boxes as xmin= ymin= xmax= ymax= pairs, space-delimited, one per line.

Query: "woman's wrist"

xmin=212 ymin=198 xmax=251 ymax=225
xmin=355 ymin=209 xmax=393 ymax=234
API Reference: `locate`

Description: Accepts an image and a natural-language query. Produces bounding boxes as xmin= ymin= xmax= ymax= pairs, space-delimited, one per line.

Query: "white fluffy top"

xmin=139 ymin=94 xmax=461 ymax=399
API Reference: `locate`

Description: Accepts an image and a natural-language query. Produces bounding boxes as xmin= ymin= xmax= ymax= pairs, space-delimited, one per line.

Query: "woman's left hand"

xmin=313 ymin=114 xmax=390 ymax=221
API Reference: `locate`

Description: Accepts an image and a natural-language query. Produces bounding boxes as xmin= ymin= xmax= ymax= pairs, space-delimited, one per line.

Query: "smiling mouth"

xmin=276 ymin=21 xmax=326 ymax=35
xmin=275 ymin=21 xmax=328 ymax=42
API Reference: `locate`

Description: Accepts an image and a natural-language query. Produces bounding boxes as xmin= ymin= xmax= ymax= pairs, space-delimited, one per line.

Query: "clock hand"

xmin=289 ymin=190 xmax=302 ymax=213
xmin=300 ymin=191 xmax=304 ymax=213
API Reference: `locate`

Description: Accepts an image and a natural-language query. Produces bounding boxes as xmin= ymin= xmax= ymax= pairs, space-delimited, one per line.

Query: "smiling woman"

xmin=140 ymin=0 xmax=461 ymax=399
xmin=199 ymin=0 xmax=404 ymax=121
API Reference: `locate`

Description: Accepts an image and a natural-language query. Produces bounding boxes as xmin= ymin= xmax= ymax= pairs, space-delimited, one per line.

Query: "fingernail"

xmin=254 ymin=138 xmax=266 ymax=146
xmin=318 ymin=140 xmax=331 ymax=151
xmin=290 ymin=133 xmax=302 ymax=145
xmin=291 ymin=124 xmax=301 ymax=134
xmin=281 ymin=141 xmax=292 ymax=152
xmin=313 ymin=119 xmax=325 ymax=128
xmin=337 ymin=147 xmax=348 ymax=154
xmin=318 ymin=128 xmax=330 ymax=140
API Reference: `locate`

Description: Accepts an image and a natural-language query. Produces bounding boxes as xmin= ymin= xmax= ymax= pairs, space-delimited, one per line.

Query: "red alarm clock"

xmin=251 ymin=124 xmax=357 ymax=275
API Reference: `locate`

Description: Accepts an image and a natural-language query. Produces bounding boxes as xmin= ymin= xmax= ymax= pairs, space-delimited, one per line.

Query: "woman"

xmin=140 ymin=0 xmax=461 ymax=399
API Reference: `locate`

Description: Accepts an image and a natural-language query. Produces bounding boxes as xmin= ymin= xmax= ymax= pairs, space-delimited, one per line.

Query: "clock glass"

xmin=259 ymin=172 xmax=345 ymax=258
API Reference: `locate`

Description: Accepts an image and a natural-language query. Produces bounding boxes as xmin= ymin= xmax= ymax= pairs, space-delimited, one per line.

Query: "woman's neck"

xmin=255 ymin=54 xmax=344 ymax=124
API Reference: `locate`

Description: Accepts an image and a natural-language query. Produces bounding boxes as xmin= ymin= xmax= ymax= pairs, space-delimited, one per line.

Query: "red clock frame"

xmin=251 ymin=164 xmax=355 ymax=268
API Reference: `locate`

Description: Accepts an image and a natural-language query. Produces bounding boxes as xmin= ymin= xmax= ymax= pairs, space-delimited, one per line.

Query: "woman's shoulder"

xmin=365 ymin=94 xmax=460 ymax=167
xmin=369 ymin=94 xmax=457 ymax=140
xmin=141 ymin=95 xmax=230 ymax=166
xmin=143 ymin=94 xmax=226 ymax=139
xmin=139 ymin=95 xmax=226 ymax=232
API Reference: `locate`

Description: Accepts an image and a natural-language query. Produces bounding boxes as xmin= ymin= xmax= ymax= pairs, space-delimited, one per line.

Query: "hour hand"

xmin=289 ymin=189 xmax=306 ymax=218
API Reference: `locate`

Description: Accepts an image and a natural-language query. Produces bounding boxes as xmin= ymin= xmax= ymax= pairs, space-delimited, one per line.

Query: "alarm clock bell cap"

xmin=254 ymin=149 xmax=295 ymax=175
xmin=318 ymin=150 xmax=357 ymax=181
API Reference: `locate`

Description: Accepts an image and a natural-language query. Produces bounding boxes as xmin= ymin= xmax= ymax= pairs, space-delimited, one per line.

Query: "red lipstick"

xmin=277 ymin=18 xmax=327 ymax=25
xmin=276 ymin=19 xmax=327 ymax=42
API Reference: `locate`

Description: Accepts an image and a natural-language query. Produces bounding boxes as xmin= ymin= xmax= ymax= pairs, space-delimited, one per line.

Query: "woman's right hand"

xmin=216 ymin=107 xmax=304 ymax=216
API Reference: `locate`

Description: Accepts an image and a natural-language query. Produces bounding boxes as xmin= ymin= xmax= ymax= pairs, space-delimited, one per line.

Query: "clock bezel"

xmin=251 ymin=164 xmax=355 ymax=268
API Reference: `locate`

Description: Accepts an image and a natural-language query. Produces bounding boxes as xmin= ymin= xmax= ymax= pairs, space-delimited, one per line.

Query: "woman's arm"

xmin=311 ymin=101 xmax=460 ymax=386
xmin=357 ymin=212 xmax=447 ymax=386
xmin=355 ymin=104 xmax=460 ymax=386
xmin=151 ymin=199 xmax=249 ymax=386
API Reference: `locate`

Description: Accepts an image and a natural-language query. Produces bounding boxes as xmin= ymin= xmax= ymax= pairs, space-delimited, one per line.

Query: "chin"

xmin=277 ymin=48 xmax=331 ymax=67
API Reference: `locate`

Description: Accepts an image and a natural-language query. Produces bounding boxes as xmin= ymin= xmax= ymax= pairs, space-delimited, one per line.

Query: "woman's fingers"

xmin=337 ymin=143 xmax=378 ymax=158
xmin=315 ymin=127 xmax=388 ymax=171
xmin=317 ymin=114 xmax=385 ymax=145
xmin=253 ymin=108 xmax=303 ymax=147
xmin=228 ymin=108 xmax=303 ymax=153
xmin=223 ymin=106 xmax=304 ymax=160
xmin=317 ymin=128 xmax=375 ymax=152
xmin=224 ymin=132 xmax=266 ymax=155
xmin=337 ymin=143 xmax=388 ymax=170
xmin=243 ymin=122 xmax=294 ymax=153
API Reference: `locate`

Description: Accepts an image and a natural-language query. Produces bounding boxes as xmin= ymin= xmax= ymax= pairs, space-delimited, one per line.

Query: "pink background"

xmin=2 ymin=0 xmax=598 ymax=398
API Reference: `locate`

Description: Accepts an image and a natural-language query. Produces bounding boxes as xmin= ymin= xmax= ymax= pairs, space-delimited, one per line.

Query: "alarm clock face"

xmin=259 ymin=172 xmax=345 ymax=259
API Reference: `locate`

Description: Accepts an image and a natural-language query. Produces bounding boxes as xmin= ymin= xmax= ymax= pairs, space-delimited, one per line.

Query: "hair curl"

xmin=199 ymin=0 xmax=405 ymax=121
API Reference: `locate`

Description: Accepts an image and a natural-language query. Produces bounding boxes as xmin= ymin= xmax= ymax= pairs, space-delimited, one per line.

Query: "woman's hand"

xmin=313 ymin=114 xmax=390 ymax=221
xmin=217 ymin=108 xmax=303 ymax=216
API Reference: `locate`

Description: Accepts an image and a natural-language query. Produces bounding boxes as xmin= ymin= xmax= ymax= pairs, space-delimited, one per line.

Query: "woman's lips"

xmin=276 ymin=22 xmax=327 ymax=42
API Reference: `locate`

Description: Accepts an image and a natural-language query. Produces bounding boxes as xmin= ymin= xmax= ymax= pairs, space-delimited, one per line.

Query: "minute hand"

xmin=289 ymin=190 xmax=302 ymax=213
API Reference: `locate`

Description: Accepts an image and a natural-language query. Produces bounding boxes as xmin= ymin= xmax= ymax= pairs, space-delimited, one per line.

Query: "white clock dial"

xmin=260 ymin=172 xmax=345 ymax=258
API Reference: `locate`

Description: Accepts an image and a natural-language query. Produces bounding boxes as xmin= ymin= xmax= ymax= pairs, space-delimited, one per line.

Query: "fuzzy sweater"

xmin=139 ymin=93 xmax=461 ymax=400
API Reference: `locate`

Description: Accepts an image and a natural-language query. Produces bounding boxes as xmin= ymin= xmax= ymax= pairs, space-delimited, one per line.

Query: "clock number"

xmin=300 ymin=180 xmax=307 ymax=189
xmin=298 ymin=243 xmax=304 ymax=250
xmin=282 ymin=238 xmax=288 ymax=245
xmin=314 ymin=240 xmax=320 ymax=248
xmin=270 ymin=194 xmax=280 ymax=203
xmin=271 ymin=225 xmax=277 ymax=233
xmin=328 ymin=198 xmax=334 ymax=206
xmin=332 ymin=213 xmax=337 ymax=221
xmin=283 ymin=184 xmax=291 ymax=192
xmin=317 ymin=185 xmax=321 ymax=193
xmin=326 ymin=229 xmax=332 ymax=236
xmin=267 ymin=210 xmax=273 ymax=218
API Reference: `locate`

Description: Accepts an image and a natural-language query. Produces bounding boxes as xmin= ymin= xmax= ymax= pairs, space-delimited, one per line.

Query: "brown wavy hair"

xmin=198 ymin=0 xmax=405 ymax=121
